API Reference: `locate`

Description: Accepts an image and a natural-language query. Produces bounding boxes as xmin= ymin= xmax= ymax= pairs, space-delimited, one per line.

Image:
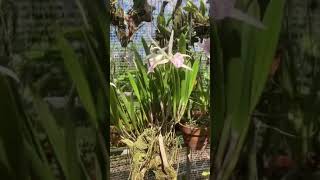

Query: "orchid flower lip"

xmin=170 ymin=53 xmax=192 ymax=71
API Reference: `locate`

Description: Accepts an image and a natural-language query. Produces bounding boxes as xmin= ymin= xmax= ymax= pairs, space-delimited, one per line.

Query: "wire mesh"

xmin=110 ymin=0 xmax=210 ymax=77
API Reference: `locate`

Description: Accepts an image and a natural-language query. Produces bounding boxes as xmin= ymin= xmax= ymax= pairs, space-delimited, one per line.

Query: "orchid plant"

xmin=110 ymin=29 xmax=200 ymax=179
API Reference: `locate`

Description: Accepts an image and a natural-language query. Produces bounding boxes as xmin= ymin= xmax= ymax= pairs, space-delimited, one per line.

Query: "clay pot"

xmin=178 ymin=123 xmax=209 ymax=150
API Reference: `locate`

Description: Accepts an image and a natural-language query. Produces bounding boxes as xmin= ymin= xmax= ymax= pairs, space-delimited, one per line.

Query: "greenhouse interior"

xmin=0 ymin=0 xmax=320 ymax=180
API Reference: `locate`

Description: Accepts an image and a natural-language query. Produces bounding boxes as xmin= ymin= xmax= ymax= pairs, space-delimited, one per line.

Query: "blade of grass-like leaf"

xmin=250 ymin=0 xmax=285 ymax=110
xmin=129 ymin=95 xmax=139 ymax=131
xmin=76 ymin=3 xmax=110 ymax=167
xmin=142 ymin=37 xmax=150 ymax=55
xmin=228 ymin=0 xmax=260 ymax=133
xmin=187 ymin=60 xmax=200 ymax=96
xmin=118 ymin=89 xmax=139 ymax=134
xmin=110 ymin=85 xmax=132 ymax=130
xmin=0 ymin=76 xmax=28 ymax=179
xmin=81 ymin=30 xmax=109 ymax=108
xmin=215 ymin=58 xmax=243 ymax=170
xmin=128 ymin=73 xmax=141 ymax=102
xmin=132 ymin=47 xmax=149 ymax=88
xmin=110 ymin=86 xmax=120 ymax=124
xmin=78 ymin=154 xmax=93 ymax=180
xmin=158 ymin=24 xmax=171 ymax=38
xmin=211 ymin=21 xmax=226 ymax=155
xmin=24 ymin=139 xmax=56 ymax=180
xmin=32 ymin=96 xmax=68 ymax=177
xmin=63 ymin=106 xmax=83 ymax=180
xmin=178 ymin=33 xmax=186 ymax=54
xmin=248 ymin=139 xmax=258 ymax=180
xmin=200 ymin=0 xmax=206 ymax=16
xmin=168 ymin=30 xmax=174 ymax=55
xmin=225 ymin=58 xmax=243 ymax=115
xmin=219 ymin=1 xmax=285 ymax=179
xmin=231 ymin=20 xmax=256 ymax=133
xmin=24 ymin=113 xmax=48 ymax=163
xmin=221 ymin=115 xmax=250 ymax=180
xmin=76 ymin=0 xmax=109 ymax=79
xmin=215 ymin=115 xmax=232 ymax=170
xmin=56 ymin=34 xmax=98 ymax=128
xmin=96 ymin=133 xmax=108 ymax=180
xmin=0 ymin=139 xmax=12 ymax=176
xmin=173 ymin=69 xmax=179 ymax=119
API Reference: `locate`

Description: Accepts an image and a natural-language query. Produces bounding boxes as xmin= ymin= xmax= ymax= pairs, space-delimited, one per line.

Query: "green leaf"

xmin=250 ymin=0 xmax=285 ymax=110
xmin=33 ymin=96 xmax=68 ymax=176
xmin=0 ymin=139 xmax=11 ymax=176
xmin=225 ymin=58 xmax=243 ymax=115
xmin=200 ymin=0 xmax=206 ymax=16
xmin=24 ymin=139 xmax=56 ymax=180
xmin=56 ymin=34 xmax=98 ymax=127
xmin=178 ymin=33 xmax=186 ymax=54
xmin=141 ymin=37 xmax=150 ymax=55
xmin=217 ymin=1 xmax=286 ymax=179
xmin=211 ymin=22 xmax=226 ymax=151
xmin=159 ymin=24 xmax=171 ymax=38
xmin=0 ymin=76 xmax=27 ymax=179
xmin=128 ymin=73 xmax=141 ymax=102
xmin=157 ymin=15 xmax=166 ymax=26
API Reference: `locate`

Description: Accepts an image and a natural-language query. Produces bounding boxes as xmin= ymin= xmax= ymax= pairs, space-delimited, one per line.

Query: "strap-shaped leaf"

xmin=56 ymin=34 xmax=98 ymax=128
xmin=33 ymin=96 xmax=68 ymax=176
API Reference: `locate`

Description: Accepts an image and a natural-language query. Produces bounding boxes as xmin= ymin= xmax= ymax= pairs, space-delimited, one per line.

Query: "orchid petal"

xmin=147 ymin=57 xmax=170 ymax=74
xmin=179 ymin=54 xmax=191 ymax=58
xmin=150 ymin=46 xmax=168 ymax=53
xmin=168 ymin=30 xmax=174 ymax=56
xmin=170 ymin=53 xmax=192 ymax=70
xmin=147 ymin=66 xmax=155 ymax=74
xmin=180 ymin=64 xmax=192 ymax=71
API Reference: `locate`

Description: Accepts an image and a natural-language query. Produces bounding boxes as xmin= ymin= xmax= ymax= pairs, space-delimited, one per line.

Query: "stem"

xmin=159 ymin=133 xmax=169 ymax=171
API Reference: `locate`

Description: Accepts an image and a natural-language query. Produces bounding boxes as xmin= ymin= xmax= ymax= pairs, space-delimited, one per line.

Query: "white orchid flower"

xmin=147 ymin=54 xmax=169 ymax=73
xmin=146 ymin=30 xmax=192 ymax=73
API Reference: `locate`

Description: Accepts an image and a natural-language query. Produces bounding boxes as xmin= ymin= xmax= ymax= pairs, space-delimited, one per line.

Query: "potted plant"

xmin=179 ymin=63 xmax=210 ymax=150
xmin=110 ymin=30 xmax=200 ymax=179
xmin=179 ymin=108 xmax=210 ymax=150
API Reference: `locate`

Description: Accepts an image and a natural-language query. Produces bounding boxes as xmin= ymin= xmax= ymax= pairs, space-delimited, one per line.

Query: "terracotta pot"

xmin=178 ymin=123 xmax=209 ymax=150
